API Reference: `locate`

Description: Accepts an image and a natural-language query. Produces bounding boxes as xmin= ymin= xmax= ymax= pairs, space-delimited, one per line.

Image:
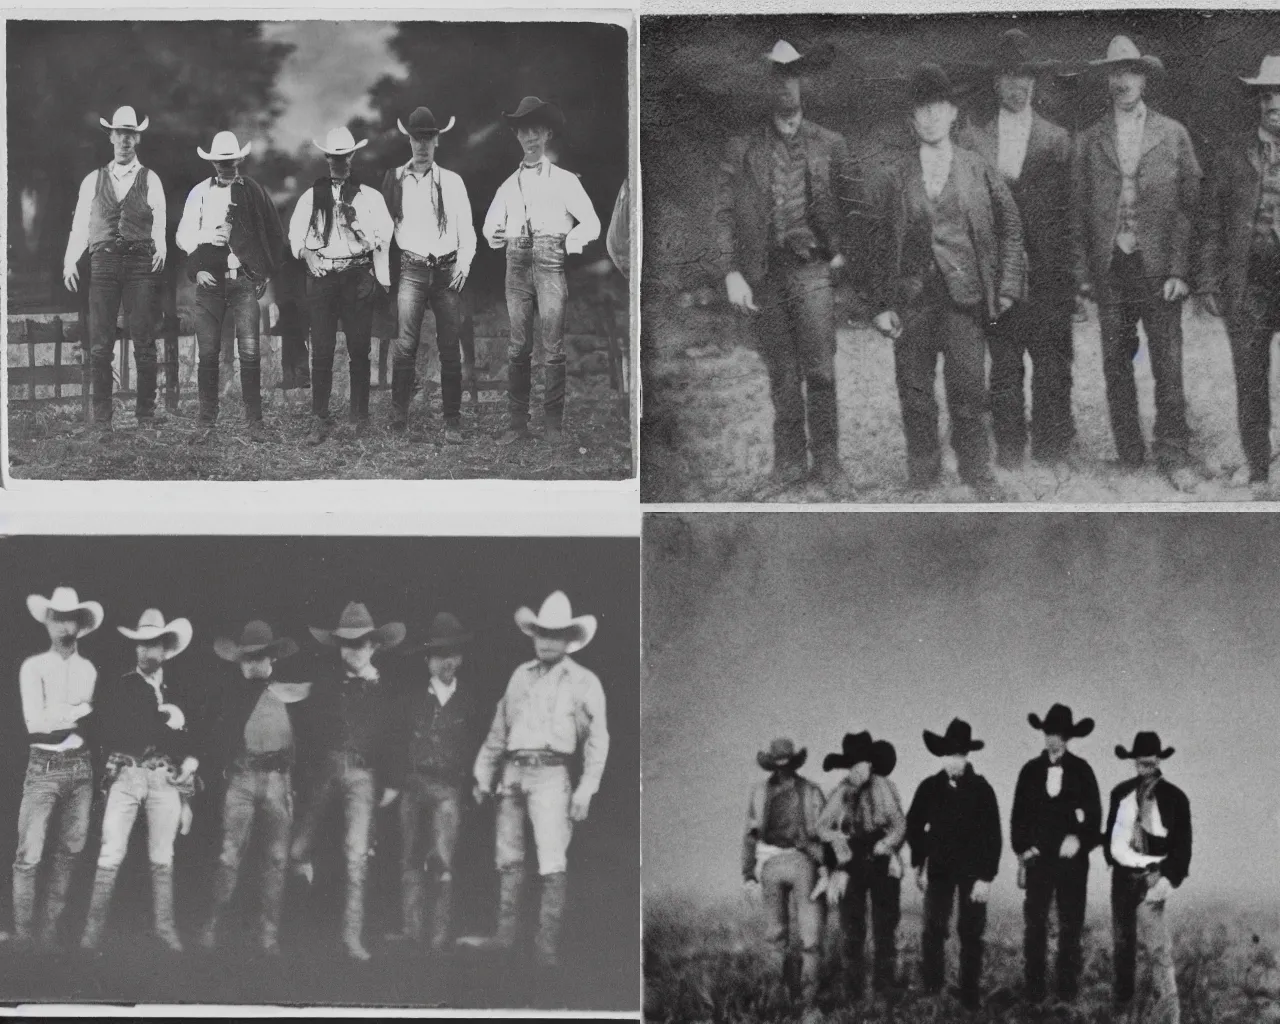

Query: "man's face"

xmin=239 ymin=655 xmax=273 ymax=681
xmin=340 ymin=637 xmax=377 ymax=674
xmin=213 ymin=159 xmax=241 ymax=181
xmin=847 ymin=761 xmax=872 ymax=789
xmin=1260 ymin=91 xmax=1280 ymax=134
xmin=136 ymin=641 xmax=166 ymax=675
xmin=410 ymin=134 xmax=439 ymax=164
xmin=773 ymin=74 xmax=802 ymax=115
xmin=326 ymin=153 xmax=352 ymax=179
xmin=912 ymin=101 xmax=958 ymax=145
xmin=1135 ymin=755 xmax=1162 ymax=778
xmin=997 ymin=73 xmax=1034 ymax=113
xmin=1109 ymin=69 xmax=1146 ymax=109
xmin=1044 ymin=734 xmax=1067 ymax=760
xmin=110 ymin=129 xmax=139 ymax=164
xmin=428 ymin=651 xmax=462 ymax=684
xmin=942 ymin=753 xmax=968 ymax=778
xmin=44 ymin=613 xmax=80 ymax=646
xmin=533 ymin=632 xmax=571 ymax=665
xmin=515 ymin=124 xmax=553 ymax=162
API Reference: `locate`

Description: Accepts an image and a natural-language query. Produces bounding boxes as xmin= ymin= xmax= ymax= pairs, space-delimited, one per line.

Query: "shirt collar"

xmin=139 ymin=666 xmax=164 ymax=691
xmin=111 ymin=158 xmax=141 ymax=178
xmin=429 ymin=676 xmax=457 ymax=704
xmin=999 ymin=105 xmax=1033 ymax=129
xmin=1115 ymin=101 xmax=1147 ymax=127
xmin=345 ymin=667 xmax=379 ymax=684
xmin=404 ymin=160 xmax=437 ymax=182
xmin=519 ymin=156 xmax=550 ymax=176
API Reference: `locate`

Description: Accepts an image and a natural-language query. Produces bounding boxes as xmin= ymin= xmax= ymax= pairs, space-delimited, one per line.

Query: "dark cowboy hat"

xmin=822 ymin=730 xmax=875 ymax=772
xmin=871 ymin=739 xmax=897 ymax=778
xmin=986 ymin=28 xmax=1060 ymax=76
xmin=404 ymin=612 xmax=473 ymax=656
xmin=213 ymin=620 xmax=300 ymax=662
xmin=503 ymin=96 xmax=565 ymax=134
xmin=1028 ymin=703 xmax=1095 ymax=739
xmin=1116 ymin=731 xmax=1175 ymax=760
xmin=1086 ymin=35 xmax=1164 ymax=75
xmin=758 ymin=737 xmax=807 ymax=772
xmin=924 ymin=718 xmax=985 ymax=757
xmin=911 ymin=63 xmax=959 ymax=107
xmin=397 ymin=106 xmax=456 ymax=138
xmin=309 ymin=602 xmax=407 ymax=649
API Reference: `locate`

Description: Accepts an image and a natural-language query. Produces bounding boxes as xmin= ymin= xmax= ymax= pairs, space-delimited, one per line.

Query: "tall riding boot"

xmin=544 ymin=360 xmax=567 ymax=441
xmin=151 ymin=863 xmax=183 ymax=952
xmin=534 ymin=871 xmax=568 ymax=968
xmin=342 ymin=859 xmax=371 ymax=961
xmin=93 ymin=361 xmax=115 ymax=426
xmin=241 ymin=362 xmax=263 ymax=423
xmin=440 ymin=364 xmax=463 ymax=427
xmin=390 ymin=365 xmax=415 ymax=430
xmin=259 ymin=859 xmax=286 ymax=955
xmin=197 ymin=363 xmax=220 ymax=425
xmin=199 ymin=862 xmax=238 ymax=950
xmin=458 ymin=864 xmax=525 ymax=950
xmin=311 ymin=363 xmax=333 ymax=421
xmin=36 ymin=853 xmax=76 ymax=951
xmin=136 ymin=354 xmax=158 ymax=421
xmin=806 ymin=375 xmax=842 ymax=482
xmin=505 ymin=360 xmax=532 ymax=434
xmin=80 ymin=864 xmax=120 ymax=950
xmin=12 ymin=866 xmax=36 ymax=947
xmin=388 ymin=868 xmax=424 ymax=943
xmin=430 ymin=873 xmax=455 ymax=952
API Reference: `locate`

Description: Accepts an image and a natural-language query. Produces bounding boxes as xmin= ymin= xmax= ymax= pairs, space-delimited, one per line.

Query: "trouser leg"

xmin=869 ymin=860 xmax=901 ymax=991
xmin=1112 ymin=871 xmax=1141 ymax=1008
xmin=921 ymin=874 xmax=953 ymax=994
xmin=1055 ymin=859 xmax=1089 ymax=1001
xmin=232 ymin=280 xmax=264 ymax=421
xmin=126 ymin=259 xmax=160 ymax=420
xmin=941 ymin=303 xmax=994 ymax=485
xmin=395 ymin=786 xmax=425 ymax=941
xmin=38 ymin=777 xmax=92 ymax=948
xmin=895 ymin=302 xmax=944 ymax=485
xmin=1227 ymin=284 xmax=1278 ymax=481
xmin=1097 ymin=256 xmax=1148 ymax=465
xmin=88 ymin=253 xmax=125 ymax=424
xmin=1027 ymin=291 xmax=1077 ymax=460
xmin=987 ymin=304 xmax=1029 ymax=464
xmin=428 ymin=783 xmax=461 ymax=950
xmin=755 ymin=268 xmax=809 ymax=476
xmin=840 ymin=865 xmax=870 ymax=997
xmin=1142 ymin=289 xmax=1191 ymax=468
xmin=1023 ymin=860 xmax=1053 ymax=1000
xmin=12 ymin=762 xmax=60 ymax=944
xmin=433 ymin=282 xmax=465 ymax=423
xmin=340 ymin=768 xmax=375 ymax=958
xmin=791 ymin=261 xmax=839 ymax=474
xmin=341 ymin=270 xmax=377 ymax=422
xmin=505 ymin=247 xmax=536 ymax=429
xmin=203 ymin=770 xmax=257 ymax=947
xmin=258 ymin=771 xmax=292 ymax=950
xmin=194 ymin=282 xmax=227 ymax=424
xmin=533 ymin=247 xmax=568 ymax=427
xmin=306 ymin=275 xmax=340 ymax=420
xmin=81 ymin=773 xmax=142 ymax=948
xmin=1138 ymin=897 xmax=1180 ymax=1024
xmin=957 ymin=877 xmax=988 ymax=1009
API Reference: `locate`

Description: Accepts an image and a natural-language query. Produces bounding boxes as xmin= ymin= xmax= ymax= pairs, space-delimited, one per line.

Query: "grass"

xmin=643 ymin=891 xmax=1280 ymax=1024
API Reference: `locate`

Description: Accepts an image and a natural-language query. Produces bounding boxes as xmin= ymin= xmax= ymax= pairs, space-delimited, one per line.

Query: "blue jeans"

xmin=97 ymin=764 xmax=184 ymax=868
xmin=290 ymin=753 xmax=376 ymax=873
xmin=505 ymin=236 xmax=568 ymax=422
xmin=306 ymin=266 xmax=379 ymax=421
xmin=194 ymin=275 xmax=262 ymax=369
xmin=394 ymin=261 xmax=463 ymax=420
xmin=88 ymin=249 xmax=159 ymax=421
xmin=494 ymin=761 xmax=573 ymax=876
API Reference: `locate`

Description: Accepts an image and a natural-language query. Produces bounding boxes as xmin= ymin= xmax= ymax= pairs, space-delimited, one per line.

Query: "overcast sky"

xmin=644 ymin=513 xmax=1280 ymax=911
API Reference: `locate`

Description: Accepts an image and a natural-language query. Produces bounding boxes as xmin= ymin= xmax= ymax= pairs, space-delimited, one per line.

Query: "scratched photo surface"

xmin=0 ymin=535 xmax=638 ymax=1010
xmin=643 ymin=512 xmax=1280 ymax=1023
xmin=641 ymin=12 xmax=1280 ymax=503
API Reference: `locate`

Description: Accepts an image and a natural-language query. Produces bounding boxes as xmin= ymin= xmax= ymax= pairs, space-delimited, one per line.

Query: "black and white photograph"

xmin=644 ymin=512 xmax=1280 ymax=1023
xmin=6 ymin=17 xmax=633 ymax=481
xmin=641 ymin=11 xmax=1280 ymax=504
xmin=0 ymin=533 xmax=639 ymax=1011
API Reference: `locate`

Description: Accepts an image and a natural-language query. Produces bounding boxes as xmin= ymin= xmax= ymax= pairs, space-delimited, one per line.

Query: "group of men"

xmin=715 ymin=29 xmax=1280 ymax=500
xmin=64 ymin=96 xmax=621 ymax=446
xmin=11 ymin=584 xmax=609 ymax=968
xmin=744 ymin=705 xmax=1193 ymax=1021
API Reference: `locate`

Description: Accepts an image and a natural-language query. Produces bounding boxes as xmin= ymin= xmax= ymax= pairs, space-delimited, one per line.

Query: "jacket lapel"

xmin=745 ymin=125 xmax=773 ymax=195
xmin=1139 ymin=113 xmax=1168 ymax=162
xmin=1098 ymin=118 xmax=1121 ymax=171
xmin=972 ymin=117 xmax=998 ymax=169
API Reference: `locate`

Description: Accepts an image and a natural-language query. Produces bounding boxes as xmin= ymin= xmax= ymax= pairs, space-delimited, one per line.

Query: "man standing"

xmin=14 ymin=587 xmax=103 ymax=952
xmin=711 ymin=41 xmax=851 ymax=493
xmin=906 ymin=719 xmax=1002 ymax=1011
xmin=176 ymin=131 xmax=286 ymax=440
xmin=381 ymin=107 xmax=476 ymax=442
xmin=483 ymin=97 xmax=601 ymax=446
xmin=381 ymin=612 xmax=479 ymax=950
xmin=1198 ymin=56 xmax=1280 ymax=496
xmin=1105 ymin=731 xmax=1192 ymax=1024
xmin=959 ymin=30 xmax=1076 ymax=467
xmin=1010 ymin=704 xmax=1102 ymax=1004
xmin=63 ymin=106 xmax=167 ymax=435
xmin=460 ymin=591 xmax=608 ymax=969
xmin=866 ymin=65 xmax=1025 ymax=499
xmin=1072 ymin=36 xmax=1203 ymax=491
xmin=289 ymin=127 xmax=395 ymax=444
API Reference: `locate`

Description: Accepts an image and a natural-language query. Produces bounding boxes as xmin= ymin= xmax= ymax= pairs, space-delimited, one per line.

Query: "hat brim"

xmin=514 ymin=607 xmax=596 ymax=654
xmin=1028 ymin=712 xmax=1095 ymax=739
xmin=213 ymin=635 xmax=300 ymax=662
xmin=398 ymin=115 xmax=456 ymax=137
xmin=309 ymin=621 xmax=406 ymax=649
xmin=100 ymin=117 xmax=149 ymax=132
xmin=312 ymin=138 xmax=368 ymax=156
xmin=1087 ymin=55 xmax=1164 ymax=73
xmin=759 ymin=749 xmax=807 ymax=771
xmin=403 ymin=632 xmax=474 ymax=657
xmin=27 ymin=594 xmax=105 ymax=637
xmin=117 ymin=618 xmax=193 ymax=659
xmin=503 ymin=106 xmax=566 ymax=133
xmin=988 ymin=58 xmax=1062 ymax=76
xmin=1115 ymin=744 xmax=1175 ymax=760
xmin=923 ymin=730 xmax=985 ymax=756
xmin=198 ymin=142 xmax=252 ymax=161
xmin=871 ymin=741 xmax=897 ymax=778
xmin=1241 ymin=76 xmax=1280 ymax=89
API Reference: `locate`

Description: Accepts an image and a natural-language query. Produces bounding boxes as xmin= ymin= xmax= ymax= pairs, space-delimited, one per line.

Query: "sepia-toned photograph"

xmin=641 ymin=12 xmax=1280 ymax=503
xmin=644 ymin=512 xmax=1280 ymax=1023
xmin=6 ymin=17 xmax=633 ymax=482
xmin=0 ymin=534 xmax=638 ymax=1011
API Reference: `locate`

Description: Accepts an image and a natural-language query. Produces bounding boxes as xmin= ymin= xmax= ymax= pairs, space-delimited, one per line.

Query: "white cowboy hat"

xmin=767 ymin=40 xmax=804 ymax=67
xmin=117 ymin=608 xmax=193 ymax=659
xmin=197 ymin=130 xmax=252 ymax=162
xmin=1088 ymin=35 xmax=1164 ymax=74
xmin=312 ymin=126 xmax=368 ymax=156
xmin=100 ymin=105 xmax=149 ymax=132
xmin=26 ymin=586 xmax=104 ymax=637
xmin=514 ymin=591 xmax=597 ymax=654
xmin=1242 ymin=55 xmax=1280 ymax=89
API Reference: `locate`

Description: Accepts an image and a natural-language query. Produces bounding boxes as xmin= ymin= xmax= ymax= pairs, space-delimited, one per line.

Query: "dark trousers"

xmin=894 ymin=269 xmax=991 ymax=485
xmin=393 ymin=260 xmax=464 ymax=421
xmin=922 ymin=871 xmax=987 ymax=1008
xmin=988 ymin=290 xmax=1076 ymax=463
xmin=1111 ymin=868 xmax=1179 ymax=1018
xmin=753 ymin=254 xmax=839 ymax=475
xmin=1226 ymin=256 xmax=1280 ymax=482
xmin=838 ymin=856 xmax=901 ymax=995
xmin=1023 ymin=856 xmax=1088 ymax=1000
xmin=88 ymin=250 xmax=159 ymax=422
xmin=306 ymin=265 xmax=379 ymax=421
xmin=1096 ymin=249 xmax=1189 ymax=467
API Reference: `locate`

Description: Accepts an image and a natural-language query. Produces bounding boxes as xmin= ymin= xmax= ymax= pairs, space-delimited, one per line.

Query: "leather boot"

xmin=151 ymin=863 xmax=183 ymax=952
xmin=440 ymin=363 xmax=463 ymax=425
xmin=259 ymin=859 xmax=286 ymax=955
xmin=93 ymin=361 xmax=115 ymax=426
xmin=342 ymin=859 xmax=372 ymax=961
xmin=199 ymin=862 xmax=237 ymax=950
xmin=457 ymin=865 xmax=524 ymax=950
xmin=430 ymin=873 xmax=455 ymax=952
xmin=197 ymin=363 xmax=219 ymax=425
xmin=80 ymin=864 xmax=119 ymax=950
xmin=136 ymin=353 xmax=158 ymax=421
xmin=500 ymin=360 xmax=532 ymax=442
xmin=386 ymin=868 xmax=424 ymax=943
xmin=806 ymin=375 xmax=841 ymax=477
xmin=36 ymin=853 xmax=76 ymax=951
xmin=534 ymin=871 xmax=567 ymax=968
xmin=390 ymin=365 xmax=415 ymax=431
xmin=12 ymin=865 xmax=36 ymax=948
xmin=544 ymin=360 xmax=567 ymax=442
xmin=312 ymin=363 xmax=333 ymax=421
xmin=241 ymin=362 xmax=263 ymax=423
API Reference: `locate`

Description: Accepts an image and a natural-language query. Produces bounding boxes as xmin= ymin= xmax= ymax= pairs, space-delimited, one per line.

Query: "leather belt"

xmin=508 ymin=234 xmax=566 ymax=250
xmin=93 ymin=239 xmax=156 ymax=257
xmin=233 ymin=750 xmax=293 ymax=773
xmin=402 ymin=249 xmax=457 ymax=269
xmin=506 ymin=749 xmax=570 ymax=767
xmin=309 ymin=252 xmax=373 ymax=276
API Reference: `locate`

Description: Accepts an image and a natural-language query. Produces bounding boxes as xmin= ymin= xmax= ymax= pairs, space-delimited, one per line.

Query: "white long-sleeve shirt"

xmin=19 ymin=648 xmax=97 ymax=751
xmin=176 ymin=177 xmax=241 ymax=270
xmin=391 ymin=161 xmax=477 ymax=276
xmin=64 ymin=159 xmax=167 ymax=276
xmin=1109 ymin=787 xmax=1167 ymax=869
xmin=996 ymin=105 xmax=1033 ymax=181
xmin=288 ymin=180 xmax=394 ymax=286
xmin=482 ymin=157 xmax=601 ymax=255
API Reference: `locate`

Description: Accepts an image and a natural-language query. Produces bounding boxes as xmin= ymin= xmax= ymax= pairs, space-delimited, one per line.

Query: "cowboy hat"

xmin=1115 ymin=731 xmax=1175 ymax=760
xmin=758 ymin=737 xmax=807 ymax=772
xmin=1028 ymin=703 xmax=1095 ymax=739
xmin=197 ymin=130 xmax=252 ymax=162
xmin=404 ymin=611 xmax=473 ymax=656
xmin=397 ymin=106 xmax=456 ymax=137
xmin=117 ymin=608 xmax=192 ymax=659
xmin=987 ymin=28 xmax=1060 ymax=76
xmin=911 ymin=63 xmax=960 ymax=107
xmin=764 ymin=38 xmax=832 ymax=76
xmin=503 ymin=96 xmax=565 ymax=134
xmin=1241 ymin=55 xmax=1280 ymax=89
xmin=514 ymin=590 xmax=597 ymax=654
xmin=309 ymin=602 xmax=406 ymax=649
xmin=1087 ymin=35 xmax=1164 ymax=74
xmin=871 ymin=739 xmax=897 ymax=778
xmin=213 ymin=620 xmax=300 ymax=662
xmin=312 ymin=126 xmax=368 ymax=156
xmin=822 ymin=730 xmax=875 ymax=772
xmin=924 ymin=718 xmax=985 ymax=756
xmin=100 ymin=105 xmax=149 ymax=132
xmin=27 ymin=586 xmax=104 ymax=638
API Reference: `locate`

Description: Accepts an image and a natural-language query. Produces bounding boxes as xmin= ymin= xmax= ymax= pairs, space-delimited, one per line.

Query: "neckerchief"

xmin=309 ymin=175 xmax=362 ymax=247
xmin=1133 ymin=770 xmax=1162 ymax=855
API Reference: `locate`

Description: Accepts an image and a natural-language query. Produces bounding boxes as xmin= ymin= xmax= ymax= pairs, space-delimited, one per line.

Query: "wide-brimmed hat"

xmin=1029 ymin=703 xmax=1095 ymax=739
xmin=100 ymin=105 xmax=149 ymax=132
xmin=117 ymin=608 xmax=192 ymax=659
xmin=822 ymin=730 xmax=875 ymax=772
xmin=924 ymin=718 xmax=985 ymax=756
xmin=312 ymin=126 xmax=368 ymax=156
xmin=405 ymin=612 xmax=473 ymax=656
xmin=1088 ymin=35 xmax=1164 ymax=74
xmin=871 ymin=739 xmax=897 ymax=778
xmin=1116 ymin=731 xmax=1175 ymax=760
xmin=503 ymin=96 xmax=565 ymax=134
xmin=27 ymin=586 xmax=104 ymax=638
xmin=213 ymin=620 xmax=300 ymax=662
xmin=1241 ymin=55 xmax=1280 ymax=90
xmin=397 ymin=106 xmax=456 ymax=137
xmin=310 ymin=602 xmax=406 ymax=648
xmin=911 ymin=63 xmax=959 ymax=107
xmin=758 ymin=737 xmax=807 ymax=772
xmin=197 ymin=130 xmax=252 ymax=162
xmin=764 ymin=38 xmax=833 ymax=77
xmin=987 ymin=28 xmax=1060 ymax=76
xmin=514 ymin=591 xmax=596 ymax=653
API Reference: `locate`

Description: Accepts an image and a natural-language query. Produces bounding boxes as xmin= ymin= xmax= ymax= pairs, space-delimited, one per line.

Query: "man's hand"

xmin=969 ymin=880 xmax=991 ymax=904
xmin=1022 ymin=846 xmax=1041 ymax=863
xmin=1059 ymin=835 xmax=1082 ymax=860
xmin=489 ymin=225 xmax=506 ymax=249
xmin=1145 ymin=875 xmax=1173 ymax=905
xmin=68 ymin=701 xmax=93 ymax=721
xmin=874 ymin=311 xmax=903 ymax=340
xmin=915 ymin=865 xmax=928 ymax=894
xmin=998 ymin=295 xmax=1015 ymax=315
xmin=379 ymin=788 xmax=399 ymax=808
xmin=173 ymin=756 xmax=198 ymax=786
xmin=196 ymin=270 xmax=217 ymax=288
xmin=472 ymin=783 xmax=489 ymax=806
xmin=64 ymin=267 xmax=80 ymax=293
xmin=570 ymin=789 xmax=592 ymax=822
xmin=725 ymin=271 xmax=758 ymax=313
xmin=151 ymin=251 xmax=166 ymax=274
xmin=303 ymin=250 xmax=325 ymax=277
xmin=158 ymin=704 xmax=186 ymax=731
xmin=829 ymin=870 xmax=849 ymax=902
xmin=872 ymin=839 xmax=892 ymax=858
xmin=449 ymin=267 xmax=469 ymax=292
xmin=1199 ymin=292 xmax=1222 ymax=318
xmin=1162 ymin=277 xmax=1190 ymax=302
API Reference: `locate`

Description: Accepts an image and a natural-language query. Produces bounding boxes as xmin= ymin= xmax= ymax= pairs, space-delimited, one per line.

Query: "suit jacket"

xmin=1071 ymin=108 xmax=1202 ymax=293
xmin=958 ymin=111 xmax=1073 ymax=297
xmin=712 ymin=118 xmax=851 ymax=287
xmin=1104 ymin=775 xmax=1193 ymax=887
xmin=1199 ymin=135 xmax=1270 ymax=323
xmin=863 ymin=144 xmax=1026 ymax=322
xmin=1009 ymin=750 xmax=1103 ymax=858
xmin=906 ymin=765 xmax=1003 ymax=882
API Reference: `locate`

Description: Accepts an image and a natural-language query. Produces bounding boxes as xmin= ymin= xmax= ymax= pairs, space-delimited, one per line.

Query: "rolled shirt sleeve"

xmin=452 ymin=174 xmax=478 ymax=276
xmin=1110 ymin=793 xmax=1165 ymax=869
xmin=563 ymin=172 xmax=601 ymax=255
xmin=63 ymin=172 xmax=97 ymax=277
xmin=482 ymin=183 xmax=509 ymax=249
xmin=147 ymin=170 xmax=167 ymax=262
xmin=288 ymin=189 xmax=315 ymax=260
xmin=356 ymin=187 xmax=395 ymax=287
xmin=175 ymin=181 xmax=205 ymax=256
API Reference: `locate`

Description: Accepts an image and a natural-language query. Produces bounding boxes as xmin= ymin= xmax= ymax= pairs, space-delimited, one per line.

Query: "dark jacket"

xmin=712 ymin=118 xmax=852 ymax=287
xmin=202 ymin=676 xmax=308 ymax=776
xmin=186 ymin=175 xmax=286 ymax=284
xmin=1198 ymin=136 xmax=1272 ymax=323
xmin=1010 ymin=750 xmax=1102 ymax=858
xmin=863 ymin=144 xmax=1026 ymax=322
xmin=88 ymin=668 xmax=197 ymax=764
xmin=958 ymin=111 xmax=1074 ymax=298
xmin=297 ymin=671 xmax=397 ymax=783
xmin=1071 ymin=107 xmax=1202 ymax=293
xmin=384 ymin=681 xmax=479 ymax=789
xmin=906 ymin=765 xmax=1003 ymax=882
xmin=1104 ymin=775 xmax=1193 ymax=887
